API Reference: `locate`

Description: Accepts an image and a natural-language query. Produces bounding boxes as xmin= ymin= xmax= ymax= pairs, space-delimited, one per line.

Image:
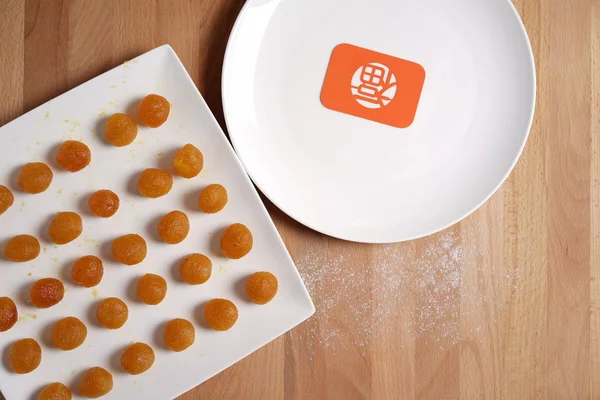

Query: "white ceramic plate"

xmin=222 ymin=0 xmax=536 ymax=243
xmin=0 ymin=45 xmax=314 ymax=400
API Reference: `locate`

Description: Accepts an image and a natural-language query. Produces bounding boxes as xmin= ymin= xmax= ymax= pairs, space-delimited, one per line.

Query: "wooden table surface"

xmin=0 ymin=0 xmax=598 ymax=399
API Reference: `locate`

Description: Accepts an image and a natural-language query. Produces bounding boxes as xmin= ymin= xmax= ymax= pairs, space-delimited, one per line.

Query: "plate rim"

xmin=221 ymin=0 xmax=537 ymax=244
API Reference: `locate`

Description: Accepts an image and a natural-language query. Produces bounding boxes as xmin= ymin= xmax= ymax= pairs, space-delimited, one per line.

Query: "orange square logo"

xmin=321 ymin=43 xmax=426 ymax=128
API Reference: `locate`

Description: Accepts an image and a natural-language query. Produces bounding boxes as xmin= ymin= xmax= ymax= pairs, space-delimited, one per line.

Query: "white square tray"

xmin=0 ymin=45 xmax=314 ymax=400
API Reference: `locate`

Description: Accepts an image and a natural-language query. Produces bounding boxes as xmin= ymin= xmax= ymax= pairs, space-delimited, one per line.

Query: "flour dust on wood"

xmin=293 ymin=228 xmax=519 ymax=358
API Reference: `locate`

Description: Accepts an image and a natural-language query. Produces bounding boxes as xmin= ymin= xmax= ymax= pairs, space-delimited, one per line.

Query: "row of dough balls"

xmin=3 ymin=199 xmax=245 ymax=265
xmin=0 ymin=93 xmax=203 ymax=217
xmin=0 ymin=141 xmax=220 ymax=216
xmin=0 ymin=140 xmax=207 ymax=198
xmin=3 ymin=266 xmax=277 ymax=400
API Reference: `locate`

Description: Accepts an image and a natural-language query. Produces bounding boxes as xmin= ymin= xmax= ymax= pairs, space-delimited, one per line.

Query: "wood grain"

xmin=0 ymin=0 xmax=597 ymax=399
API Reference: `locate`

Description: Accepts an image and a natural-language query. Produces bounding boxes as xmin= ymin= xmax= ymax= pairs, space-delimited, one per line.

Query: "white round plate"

xmin=222 ymin=0 xmax=536 ymax=243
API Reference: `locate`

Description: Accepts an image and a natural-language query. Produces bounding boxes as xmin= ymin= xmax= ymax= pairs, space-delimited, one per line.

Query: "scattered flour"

xmin=295 ymin=227 xmax=520 ymax=358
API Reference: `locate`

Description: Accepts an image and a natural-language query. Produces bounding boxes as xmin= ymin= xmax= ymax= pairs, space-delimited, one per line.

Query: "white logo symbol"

xmin=351 ymin=63 xmax=397 ymax=109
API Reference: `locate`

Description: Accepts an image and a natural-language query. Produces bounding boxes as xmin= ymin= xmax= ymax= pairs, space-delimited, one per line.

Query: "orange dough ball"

xmin=4 ymin=234 xmax=40 ymax=262
xmin=179 ymin=253 xmax=212 ymax=285
xmin=246 ymin=272 xmax=278 ymax=305
xmin=137 ymin=94 xmax=170 ymax=128
xmin=199 ymin=184 xmax=228 ymax=214
xmin=79 ymin=367 xmax=113 ymax=398
xmin=173 ymin=144 xmax=203 ymax=178
xmin=30 ymin=278 xmax=64 ymax=308
xmin=38 ymin=382 xmax=72 ymax=400
xmin=105 ymin=113 xmax=137 ymax=147
xmin=71 ymin=255 xmax=104 ymax=287
xmin=136 ymin=273 xmax=167 ymax=305
xmin=88 ymin=190 xmax=119 ymax=218
xmin=137 ymin=168 xmax=173 ymax=198
xmin=120 ymin=342 xmax=155 ymax=375
xmin=163 ymin=318 xmax=195 ymax=352
xmin=56 ymin=140 xmax=91 ymax=172
xmin=0 ymin=185 xmax=14 ymax=215
xmin=0 ymin=297 xmax=18 ymax=332
xmin=18 ymin=162 xmax=53 ymax=194
xmin=96 ymin=297 xmax=128 ymax=329
xmin=111 ymin=234 xmax=147 ymax=265
xmin=157 ymin=210 xmax=189 ymax=244
xmin=8 ymin=338 xmax=42 ymax=374
xmin=50 ymin=317 xmax=87 ymax=350
xmin=220 ymin=223 xmax=253 ymax=259
xmin=204 ymin=299 xmax=238 ymax=331
xmin=49 ymin=212 xmax=83 ymax=244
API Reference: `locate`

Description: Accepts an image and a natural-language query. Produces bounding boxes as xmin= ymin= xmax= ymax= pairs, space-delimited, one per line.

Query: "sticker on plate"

xmin=320 ymin=43 xmax=426 ymax=128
